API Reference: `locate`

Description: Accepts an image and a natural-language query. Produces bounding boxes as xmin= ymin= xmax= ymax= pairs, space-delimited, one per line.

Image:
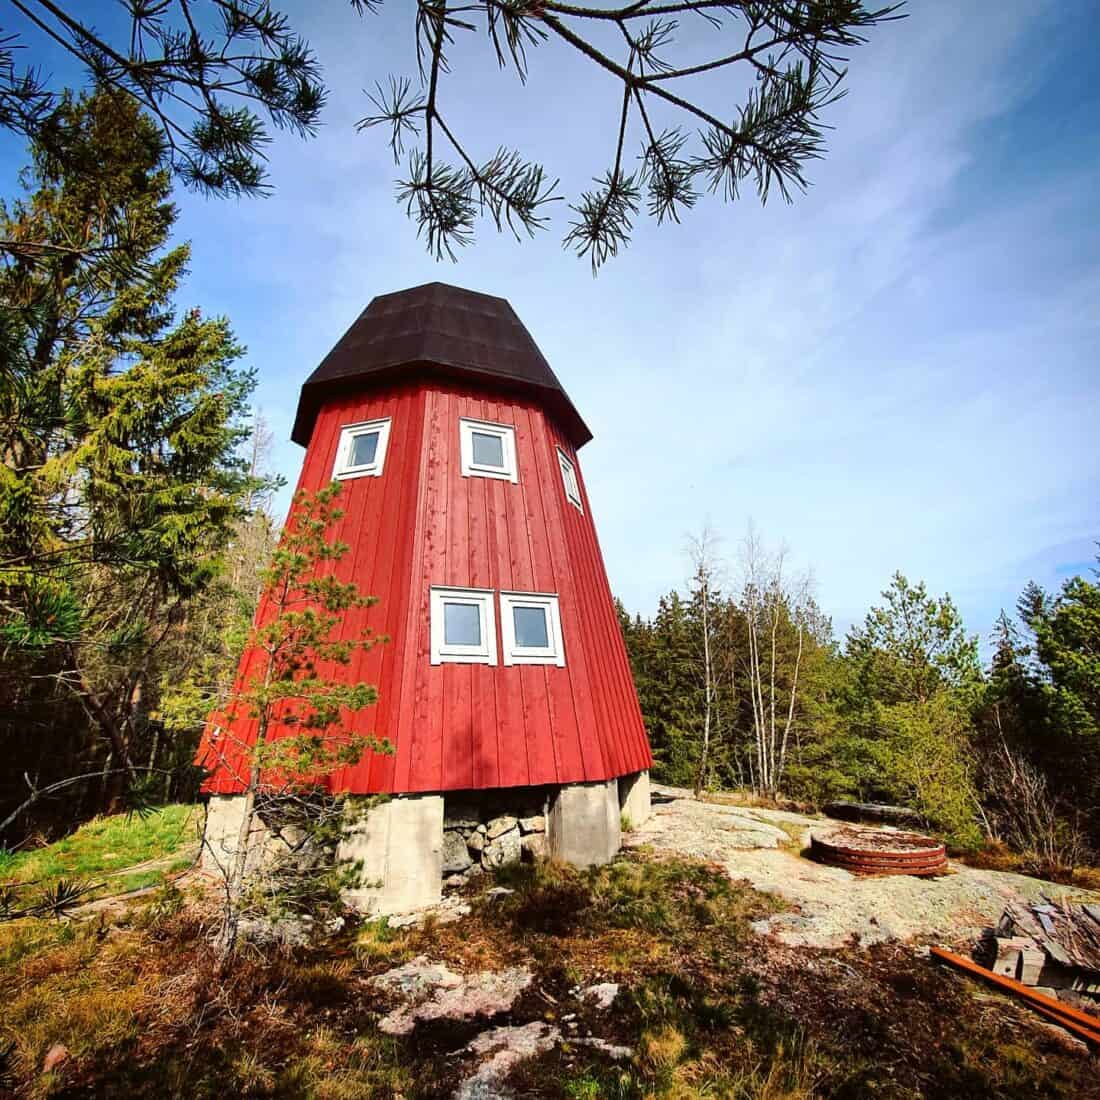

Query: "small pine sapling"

xmin=203 ymin=482 xmax=391 ymax=958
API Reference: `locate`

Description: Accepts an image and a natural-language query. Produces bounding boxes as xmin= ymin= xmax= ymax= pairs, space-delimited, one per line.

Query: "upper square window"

xmin=430 ymin=586 xmax=497 ymax=665
xmin=557 ymin=448 xmax=583 ymax=512
xmin=499 ymin=591 xmax=565 ymax=667
xmin=460 ymin=418 xmax=518 ymax=483
xmin=334 ymin=418 xmax=391 ymax=480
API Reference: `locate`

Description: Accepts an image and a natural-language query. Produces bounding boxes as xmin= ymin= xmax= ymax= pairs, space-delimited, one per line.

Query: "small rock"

xmin=467 ymin=831 xmax=487 ymax=853
xmin=521 ymin=833 xmax=549 ymax=862
xmin=372 ymin=956 xmax=464 ymax=999
xmin=443 ymin=830 xmax=474 ymax=874
xmin=573 ymin=1037 xmax=633 ymax=1059
xmin=583 ymin=982 xmax=620 ymax=1010
xmin=476 ymin=823 xmax=488 ymax=835
xmin=486 ymin=815 xmax=519 ymax=840
xmin=43 ymin=1044 xmax=69 ymax=1073
xmin=372 ymin=960 xmax=533 ymax=1036
xmin=518 ymin=815 xmax=545 ymax=834
xmin=455 ymin=1022 xmax=560 ymax=1100
xmin=445 ymin=872 xmax=470 ymax=889
xmin=237 ymin=914 xmax=314 ymax=948
xmin=486 ymin=886 xmax=515 ymax=900
xmin=482 ymin=827 xmax=522 ymax=869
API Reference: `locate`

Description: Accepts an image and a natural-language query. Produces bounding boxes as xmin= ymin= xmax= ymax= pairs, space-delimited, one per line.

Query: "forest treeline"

xmin=618 ymin=529 xmax=1099 ymax=876
xmin=0 ymin=89 xmax=278 ymax=840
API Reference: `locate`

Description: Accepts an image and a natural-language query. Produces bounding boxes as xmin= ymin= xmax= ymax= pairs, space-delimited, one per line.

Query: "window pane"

xmin=349 ymin=431 xmax=379 ymax=467
xmin=444 ymin=602 xmax=481 ymax=647
xmin=513 ymin=606 xmax=549 ymax=649
xmin=564 ymin=464 xmax=578 ymax=498
xmin=471 ymin=431 xmax=505 ymax=468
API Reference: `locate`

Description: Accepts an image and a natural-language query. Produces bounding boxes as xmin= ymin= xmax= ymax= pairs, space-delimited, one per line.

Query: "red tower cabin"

xmin=198 ymin=282 xmax=652 ymax=914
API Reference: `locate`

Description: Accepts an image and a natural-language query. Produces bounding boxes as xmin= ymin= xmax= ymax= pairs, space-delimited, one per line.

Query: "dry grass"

xmin=1 ymin=850 xmax=1097 ymax=1099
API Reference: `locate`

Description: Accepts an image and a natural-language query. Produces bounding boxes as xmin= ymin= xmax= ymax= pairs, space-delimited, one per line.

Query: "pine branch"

xmin=360 ymin=0 xmax=903 ymax=270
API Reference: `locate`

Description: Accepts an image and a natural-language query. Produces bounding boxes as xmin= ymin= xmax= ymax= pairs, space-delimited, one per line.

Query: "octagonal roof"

xmin=291 ymin=282 xmax=592 ymax=448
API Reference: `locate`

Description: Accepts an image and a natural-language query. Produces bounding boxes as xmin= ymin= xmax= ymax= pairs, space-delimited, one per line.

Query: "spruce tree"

xmin=0 ymin=88 xmax=259 ymax=820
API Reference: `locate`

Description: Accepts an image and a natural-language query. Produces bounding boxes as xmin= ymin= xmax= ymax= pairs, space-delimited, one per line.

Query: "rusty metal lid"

xmin=291 ymin=282 xmax=592 ymax=448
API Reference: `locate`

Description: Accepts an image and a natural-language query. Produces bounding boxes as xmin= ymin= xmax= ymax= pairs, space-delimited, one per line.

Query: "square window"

xmin=471 ymin=431 xmax=505 ymax=469
xmin=500 ymin=592 xmax=565 ymax=666
xmin=334 ymin=418 xmax=391 ymax=480
xmin=460 ymin=418 xmax=518 ymax=482
xmin=513 ymin=605 xmax=549 ymax=648
xmin=444 ymin=602 xmax=482 ymax=647
xmin=557 ymin=448 xmax=583 ymax=511
xmin=430 ymin=586 xmax=497 ymax=665
xmin=350 ymin=431 xmax=379 ymax=468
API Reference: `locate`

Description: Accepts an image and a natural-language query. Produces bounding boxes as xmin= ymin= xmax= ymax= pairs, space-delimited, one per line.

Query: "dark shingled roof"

xmin=291 ymin=282 xmax=592 ymax=448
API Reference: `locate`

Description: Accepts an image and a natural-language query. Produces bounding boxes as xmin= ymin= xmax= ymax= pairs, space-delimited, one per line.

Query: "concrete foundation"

xmin=618 ymin=769 xmax=651 ymax=829
xmin=548 ymin=779 xmax=621 ymax=867
xmin=200 ymin=794 xmax=271 ymax=877
xmin=338 ymin=794 xmax=445 ymax=916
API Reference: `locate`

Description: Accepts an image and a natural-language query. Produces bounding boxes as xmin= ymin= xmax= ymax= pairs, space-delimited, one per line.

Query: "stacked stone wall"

xmin=442 ymin=788 xmax=551 ymax=885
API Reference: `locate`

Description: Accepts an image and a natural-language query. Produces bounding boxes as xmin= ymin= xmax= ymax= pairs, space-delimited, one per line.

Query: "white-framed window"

xmin=557 ymin=447 xmax=583 ymax=512
xmin=459 ymin=417 xmax=518 ymax=483
xmin=333 ymin=418 xmax=391 ymax=480
xmin=499 ymin=591 xmax=565 ymax=667
xmin=430 ymin=586 xmax=497 ymax=665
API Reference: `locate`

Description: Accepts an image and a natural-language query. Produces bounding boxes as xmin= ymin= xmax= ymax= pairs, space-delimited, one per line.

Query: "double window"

xmin=460 ymin=417 xmax=518 ymax=482
xmin=430 ymin=586 xmax=564 ymax=666
xmin=333 ymin=418 xmax=391 ymax=480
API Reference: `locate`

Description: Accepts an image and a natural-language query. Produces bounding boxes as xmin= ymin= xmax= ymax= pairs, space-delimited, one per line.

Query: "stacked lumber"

xmin=989 ymin=898 xmax=1100 ymax=995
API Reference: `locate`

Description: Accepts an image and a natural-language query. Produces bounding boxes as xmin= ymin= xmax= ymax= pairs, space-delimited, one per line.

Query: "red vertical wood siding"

xmin=197 ymin=377 xmax=651 ymax=795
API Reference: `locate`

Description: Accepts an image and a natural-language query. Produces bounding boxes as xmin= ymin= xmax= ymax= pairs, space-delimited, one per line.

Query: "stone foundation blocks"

xmin=548 ymin=779 xmax=621 ymax=868
xmin=338 ymin=794 xmax=445 ymax=916
xmin=618 ymin=770 xmax=651 ymax=830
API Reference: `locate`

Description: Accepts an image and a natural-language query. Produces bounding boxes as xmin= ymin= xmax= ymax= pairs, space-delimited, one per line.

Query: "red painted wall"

xmin=198 ymin=377 xmax=652 ymax=795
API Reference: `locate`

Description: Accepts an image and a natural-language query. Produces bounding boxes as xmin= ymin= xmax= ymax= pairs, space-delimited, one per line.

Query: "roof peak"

xmin=291 ymin=282 xmax=591 ymax=449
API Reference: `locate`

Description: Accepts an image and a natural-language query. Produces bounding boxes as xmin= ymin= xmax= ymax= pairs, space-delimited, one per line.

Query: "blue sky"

xmin=4 ymin=1 xmax=1098 ymax=650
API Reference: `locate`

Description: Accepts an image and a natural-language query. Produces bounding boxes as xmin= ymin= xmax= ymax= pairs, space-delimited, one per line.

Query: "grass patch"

xmin=1 ymin=847 xmax=1097 ymax=1099
xmin=1 ymin=805 xmax=199 ymax=903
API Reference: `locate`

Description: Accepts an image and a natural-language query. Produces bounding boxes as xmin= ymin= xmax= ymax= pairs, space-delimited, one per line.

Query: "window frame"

xmin=429 ymin=586 xmax=498 ymax=665
xmin=499 ymin=591 xmax=566 ymax=667
xmin=557 ymin=447 xmax=583 ymax=512
xmin=333 ymin=417 xmax=392 ymax=480
xmin=459 ymin=417 xmax=518 ymax=483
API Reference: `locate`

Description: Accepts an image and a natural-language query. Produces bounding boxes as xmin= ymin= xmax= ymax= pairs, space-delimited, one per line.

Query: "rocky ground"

xmin=627 ymin=785 xmax=1100 ymax=949
xmin=6 ymin=790 xmax=1100 ymax=1098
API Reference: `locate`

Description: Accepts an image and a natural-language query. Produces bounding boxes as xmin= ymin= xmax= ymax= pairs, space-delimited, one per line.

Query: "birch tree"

xmin=686 ymin=526 xmax=724 ymax=798
xmin=739 ymin=526 xmax=812 ymax=797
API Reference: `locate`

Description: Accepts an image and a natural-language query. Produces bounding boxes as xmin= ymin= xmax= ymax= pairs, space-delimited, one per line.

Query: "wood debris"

xmin=985 ymin=897 xmax=1100 ymax=996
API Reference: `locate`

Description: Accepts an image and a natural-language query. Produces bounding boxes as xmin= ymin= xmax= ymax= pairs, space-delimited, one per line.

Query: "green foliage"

xmin=1 ymin=4 xmax=325 ymax=200
xmin=619 ymin=593 xmax=703 ymax=788
xmin=871 ymin=695 xmax=982 ymax=849
xmin=0 ymin=88 xmax=268 ymax=835
xmin=846 ymin=572 xmax=982 ymax=707
xmin=209 ymin=483 xmax=392 ymax=950
xmin=214 ymin=482 xmax=390 ymax=775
